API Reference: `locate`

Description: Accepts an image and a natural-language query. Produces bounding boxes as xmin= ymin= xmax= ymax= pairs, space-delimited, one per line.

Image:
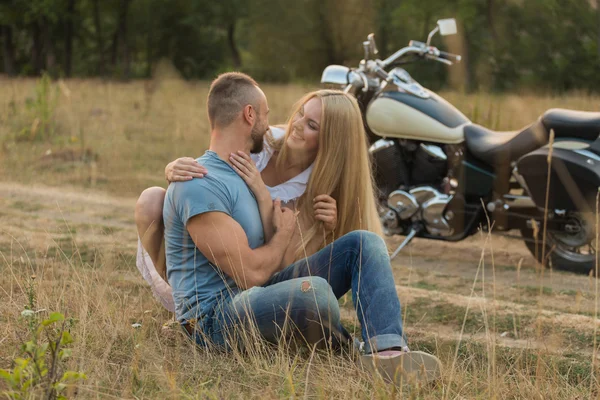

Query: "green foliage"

xmin=0 ymin=302 xmax=86 ymax=400
xmin=15 ymin=73 xmax=59 ymax=142
xmin=0 ymin=0 xmax=599 ymax=89
xmin=385 ymin=0 xmax=600 ymax=91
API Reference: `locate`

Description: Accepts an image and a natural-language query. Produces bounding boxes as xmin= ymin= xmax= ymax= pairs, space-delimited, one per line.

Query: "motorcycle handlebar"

xmin=348 ymin=42 xmax=461 ymax=93
xmin=370 ymin=64 xmax=389 ymax=80
xmin=426 ymin=55 xmax=453 ymax=66
xmin=380 ymin=44 xmax=461 ymax=68
xmin=438 ymin=50 xmax=462 ymax=62
xmin=380 ymin=45 xmax=425 ymax=68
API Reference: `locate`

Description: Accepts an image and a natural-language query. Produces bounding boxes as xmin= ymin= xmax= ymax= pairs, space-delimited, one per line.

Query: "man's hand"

xmin=272 ymin=198 xmax=296 ymax=238
xmin=165 ymin=157 xmax=208 ymax=182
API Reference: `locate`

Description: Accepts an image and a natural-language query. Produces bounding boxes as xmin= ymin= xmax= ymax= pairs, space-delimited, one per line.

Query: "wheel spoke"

xmin=535 ymin=213 xmax=596 ymax=265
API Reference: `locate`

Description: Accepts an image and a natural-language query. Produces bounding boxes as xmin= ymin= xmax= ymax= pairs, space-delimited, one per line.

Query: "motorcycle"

xmin=321 ymin=18 xmax=600 ymax=274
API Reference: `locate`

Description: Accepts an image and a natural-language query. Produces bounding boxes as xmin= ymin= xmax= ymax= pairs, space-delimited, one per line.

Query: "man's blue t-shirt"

xmin=163 ymin=150 xmax=265 ymax=323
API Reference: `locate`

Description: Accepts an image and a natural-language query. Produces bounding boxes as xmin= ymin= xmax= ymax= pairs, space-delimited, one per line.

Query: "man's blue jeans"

xmin=190 ymin=230 xmax=407 ymax=354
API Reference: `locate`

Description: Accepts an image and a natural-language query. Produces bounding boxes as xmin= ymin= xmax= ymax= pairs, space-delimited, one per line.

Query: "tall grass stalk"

xmin=3 ymin=80 xmax=600 ymax=398
xmin=589 ymin=190 xmax=600 ymax=398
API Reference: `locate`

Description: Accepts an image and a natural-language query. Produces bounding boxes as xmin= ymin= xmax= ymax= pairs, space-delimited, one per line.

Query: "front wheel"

xmin=520 ymin=213 xmax=597 ymax=274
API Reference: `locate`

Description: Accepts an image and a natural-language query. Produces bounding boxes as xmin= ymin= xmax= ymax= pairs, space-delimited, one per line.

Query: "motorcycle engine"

xmin=370 ymin=139 xmax=405 ymax=198
xmin=370 ymin=139 xmax=454 ymax=237
xmin=386 ymin=187 xmax=455 ymax=237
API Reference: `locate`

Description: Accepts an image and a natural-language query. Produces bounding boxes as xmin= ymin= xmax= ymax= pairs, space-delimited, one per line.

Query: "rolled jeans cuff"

xmin=363 ymin=334 xmax=408 ymax=354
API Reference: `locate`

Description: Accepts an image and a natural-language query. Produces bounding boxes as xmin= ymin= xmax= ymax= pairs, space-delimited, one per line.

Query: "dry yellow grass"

xmin=1 ymin=76 xmax=600 ymax=398
xmin=0 ymin=75 xmax=314 ymax=197
xmin=1 ymin=75 xmax=599 ymax=197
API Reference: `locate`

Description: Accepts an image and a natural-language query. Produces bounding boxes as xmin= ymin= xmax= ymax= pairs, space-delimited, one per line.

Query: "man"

xmin=163 ymin=72 xmax=441 ymax=383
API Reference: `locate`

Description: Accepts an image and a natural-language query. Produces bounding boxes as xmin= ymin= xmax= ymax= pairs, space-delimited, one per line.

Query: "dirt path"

xmin=2 ymin=181 xmax=599 ymax=356
xmin=1 ymin=182 xmax=135 ymax=249
xmin=389 ymin=230 xmax=600 ymax=317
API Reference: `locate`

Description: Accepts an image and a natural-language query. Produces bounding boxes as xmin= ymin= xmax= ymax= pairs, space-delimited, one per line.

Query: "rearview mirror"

xmin=321 ymin=65 xmax=351 ymax=85
xmin=437 ymin=18 xmax=457 ymax=36
xmin=367 ymin=33 xmax=379 ymax=55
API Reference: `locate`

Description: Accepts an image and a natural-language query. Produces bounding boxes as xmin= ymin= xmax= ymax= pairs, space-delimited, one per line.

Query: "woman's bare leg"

xmin=135 ymin=187 xmax=167 ymax=280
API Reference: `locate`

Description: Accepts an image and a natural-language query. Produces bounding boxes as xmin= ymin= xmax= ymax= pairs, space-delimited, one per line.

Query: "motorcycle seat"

xmin=464 ymin=119 xmax=548 ymax=164
xmin=542 ymin=108 xmax=600 ymax=140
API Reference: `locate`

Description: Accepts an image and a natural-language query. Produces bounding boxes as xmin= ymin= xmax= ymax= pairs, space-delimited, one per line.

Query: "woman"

xmin=134 ymin=89 xmax=382 ymax=312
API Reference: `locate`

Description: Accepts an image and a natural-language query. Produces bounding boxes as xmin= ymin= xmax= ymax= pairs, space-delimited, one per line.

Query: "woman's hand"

xmin=313 ymin=194 xmax=337 ymax=232
xmin=230 ymin=151 xmax=269 ymax=200
xmin=165 ymin=157 xmax=208 ymax=182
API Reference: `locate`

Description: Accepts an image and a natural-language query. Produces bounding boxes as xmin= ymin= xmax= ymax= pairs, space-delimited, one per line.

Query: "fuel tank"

xmin=366 ymin=89 xmax=471 ymax=144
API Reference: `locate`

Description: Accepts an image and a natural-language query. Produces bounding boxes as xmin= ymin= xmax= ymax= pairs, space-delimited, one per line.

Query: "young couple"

xmin=134 ymin=72 xmax=442 ymax=383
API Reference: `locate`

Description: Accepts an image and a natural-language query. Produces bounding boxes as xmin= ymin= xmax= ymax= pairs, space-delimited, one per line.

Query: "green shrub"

xmin=16 ymin=73 xmax=59 ymax=142
xmin=1 ymin=279 xmax=86 ymax=399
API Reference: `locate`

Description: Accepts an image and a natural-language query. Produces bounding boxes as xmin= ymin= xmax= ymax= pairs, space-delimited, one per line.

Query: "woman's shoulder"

xmin=269 ymin=126 xmax=286 ymax=140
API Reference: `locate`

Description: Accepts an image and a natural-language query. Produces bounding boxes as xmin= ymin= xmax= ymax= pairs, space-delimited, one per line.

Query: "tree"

xmin=597 ymin=0 xmax=600 ymax=58
xmin=64 ymin=0 xmax=76 ymax=77
xmin=218 ymin=0 xmax=246 ymax=68
xmin=375 ymin=0 xmax=397 ymax=56
xmin=111 ymin=0 xmax=132 ymax=79
xmin=1 ymin=25 xmax=17 ymax=75
xmin=0 ymin=0 xmax=598 ymax=92
xmin=92 ymin=0 xmax=106 ymax=76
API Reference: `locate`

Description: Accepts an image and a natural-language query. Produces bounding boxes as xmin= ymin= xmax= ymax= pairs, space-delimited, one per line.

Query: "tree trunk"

xmin=375 ymin=0 xmax=392 ymax=57
xmin=93 ymin=0 xmax=105 ymax=75
xmin=110 ymin=28 xmax=118 ymax=66
xmin=597 ymin=0 xmax=600 ymax=58
xmin=227 ymin=21 xmax=241 ymax=68
xmin=421 ymin=11 xmax=432 ymax=41
xmin=463 ymin=31 xmax=473 ymax=92
xmin=318 ymin=0 xmax=337 ymax=65
xmin=64 ymin=0 xmax=76 ymax=77
xmin=1 ymin=25 xmax=16 ymax=76
xmin=146 ymin=26 xmax=152 ymax=77
xmin=41 ymin=18 xmax=56 ymax=74
xmin=31 ymin=22 xmax=44 ymax=75
xmin=121 ymin=0 xmax=131 ymax=79
xmin=111 ymin=0 xmax=131 ymax=78
xmin=487 ymin=0 xmax=497 ymax=43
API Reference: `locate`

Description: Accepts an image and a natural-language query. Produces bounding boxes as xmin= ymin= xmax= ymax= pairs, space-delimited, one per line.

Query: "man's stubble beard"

xmin=250 ymin=121 xmax=268 ymax=154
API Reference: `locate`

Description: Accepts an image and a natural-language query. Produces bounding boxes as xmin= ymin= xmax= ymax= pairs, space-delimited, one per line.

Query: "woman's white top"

xmin=136 ymin=126 xmax=313 ymax=312
xmin=250 ymin=126 xmax=314 ymax=203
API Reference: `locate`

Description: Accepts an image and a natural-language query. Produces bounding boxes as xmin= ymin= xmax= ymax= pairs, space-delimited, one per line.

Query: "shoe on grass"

xmin=360 ymin=349 xmax=442 ymax=384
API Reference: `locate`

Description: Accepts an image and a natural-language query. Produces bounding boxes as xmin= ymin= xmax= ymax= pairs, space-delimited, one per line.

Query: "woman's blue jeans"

xmin=192 ymin=230 xmax=407 ymax=354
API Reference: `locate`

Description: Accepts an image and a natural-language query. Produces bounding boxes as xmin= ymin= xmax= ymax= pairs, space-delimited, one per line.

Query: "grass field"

xmin=2 ymin=76 xmax=600 ymax=398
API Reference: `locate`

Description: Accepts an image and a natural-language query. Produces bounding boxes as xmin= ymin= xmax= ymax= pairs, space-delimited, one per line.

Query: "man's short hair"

xmin=207 ymin=72 xmax=260 ymax=129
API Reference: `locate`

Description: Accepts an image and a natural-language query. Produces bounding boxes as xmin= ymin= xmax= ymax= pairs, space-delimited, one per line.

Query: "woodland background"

xmin=1 ymin=0 xmax=600 ymax=91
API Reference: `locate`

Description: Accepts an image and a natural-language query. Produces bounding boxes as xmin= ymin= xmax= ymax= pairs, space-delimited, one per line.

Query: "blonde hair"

xmin=268 ymin=89 xmax=383 ymax=259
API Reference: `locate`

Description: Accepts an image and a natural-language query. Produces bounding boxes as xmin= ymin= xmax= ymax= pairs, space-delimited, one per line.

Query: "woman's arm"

xmin=292 ymin=194 xmax=338 ymax=264
xmin=230 ymin=151 xmax=275 ymax=241
xmin=313 ymin=194 xmax=338 ymax=233
xmin=279 ymin=205 xmax=330 ymax=269
xmin=165 ymin=157 xmax=208 ymax=183
xmin=253 ymin=187 xmax=275 ymax=242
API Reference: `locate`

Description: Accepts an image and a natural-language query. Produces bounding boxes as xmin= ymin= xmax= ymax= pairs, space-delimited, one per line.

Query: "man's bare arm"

xmin=186 ymin=200 xmax=295 ymax=289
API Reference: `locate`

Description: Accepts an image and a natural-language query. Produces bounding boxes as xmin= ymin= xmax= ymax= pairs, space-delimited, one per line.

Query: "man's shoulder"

xmin=165 ymin=152 xmax=249 ymax=209
xmin=165 ymin=176 xmax=234 ymax=224
xmin=167 ymin=153 xmax=226 ymax=192
xmin=167 ymin=174 xmax=227 ymax=202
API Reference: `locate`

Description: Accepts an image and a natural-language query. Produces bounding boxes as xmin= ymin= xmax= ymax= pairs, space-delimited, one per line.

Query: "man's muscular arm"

xmin=186 ymin=199 xmax=295 ymax=289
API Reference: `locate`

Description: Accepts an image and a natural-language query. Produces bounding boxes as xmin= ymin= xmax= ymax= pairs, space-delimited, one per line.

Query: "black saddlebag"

xmin=517 ymin=147 xmax=600 ymax=212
